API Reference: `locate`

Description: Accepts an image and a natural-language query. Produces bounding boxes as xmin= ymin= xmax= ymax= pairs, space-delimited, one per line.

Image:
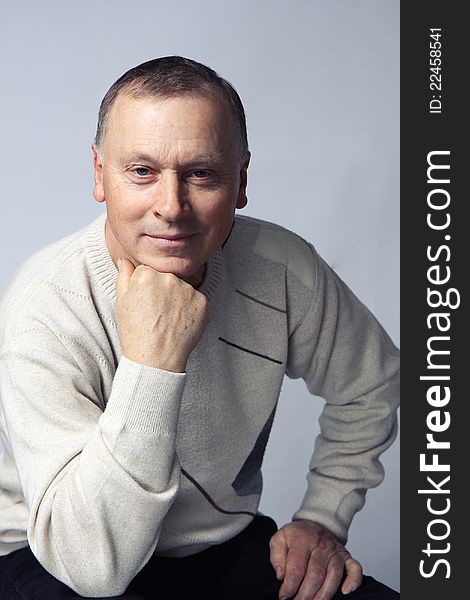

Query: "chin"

xmin=139 ymin=254 xmax=203 ymax=281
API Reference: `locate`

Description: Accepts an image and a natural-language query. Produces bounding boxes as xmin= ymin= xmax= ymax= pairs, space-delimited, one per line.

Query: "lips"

xmin=147 ymin=233 xmax=194 ymax=240
xmin=143 ymin=232 xmax=198 ymax=247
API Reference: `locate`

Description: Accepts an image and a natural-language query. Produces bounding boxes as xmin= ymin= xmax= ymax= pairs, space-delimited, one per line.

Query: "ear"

xmin=236 ymin=152 xmax=250 ymax=210
xmin=92 ymin=143 xmax=106 ymax=203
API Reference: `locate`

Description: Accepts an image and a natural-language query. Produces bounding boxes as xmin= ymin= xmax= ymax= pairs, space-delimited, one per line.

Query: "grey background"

xmin=0 ymin=0 xmax=400 ymax=591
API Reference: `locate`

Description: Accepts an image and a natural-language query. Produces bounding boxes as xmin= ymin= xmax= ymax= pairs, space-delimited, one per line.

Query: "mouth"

xmin=143 ymin=232 xmax=198 ymax=246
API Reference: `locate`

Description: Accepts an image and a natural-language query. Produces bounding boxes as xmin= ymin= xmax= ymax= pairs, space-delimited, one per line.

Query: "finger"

xmin=269 ymin=530 xmax=288 ymax=580
xmin=115 ymin=257 xmax=135 ymax=298
xmin=290 ymin=554 xmax=330 ymax=600
xmin=341 ymin=557 xmax=363 ymax=595
xmin=278 ymin=545 xmax=310 ymax=600
xmin=300 ymin=551 xmax=347 ymax=600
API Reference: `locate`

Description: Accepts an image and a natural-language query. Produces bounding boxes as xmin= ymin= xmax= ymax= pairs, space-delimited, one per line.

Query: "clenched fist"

xmin=115 ymin=257 xmax=208 ymax=372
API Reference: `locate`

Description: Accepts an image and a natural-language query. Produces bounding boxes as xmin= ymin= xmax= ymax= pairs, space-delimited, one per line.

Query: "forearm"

xmin=286 ymin=246 xmax=400 ymax=542
xmin=293 ymin=373 xmax=399 ymax=542
xmin=3 ymin=351 xmax=185 ymax=597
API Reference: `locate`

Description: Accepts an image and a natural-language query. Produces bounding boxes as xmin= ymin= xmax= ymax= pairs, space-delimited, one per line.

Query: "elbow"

xmin=65 ymin=573 xmax=130 ymax=598
xmin=31 ymin=542 xmax=132 ymax=598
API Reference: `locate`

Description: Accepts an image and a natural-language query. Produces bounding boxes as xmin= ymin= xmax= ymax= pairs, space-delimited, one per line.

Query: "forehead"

xmin=104 ymin=92 xmax=238 ymax=160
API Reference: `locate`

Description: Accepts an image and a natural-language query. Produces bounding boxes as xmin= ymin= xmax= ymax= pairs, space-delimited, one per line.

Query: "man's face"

xmin=92 ymin=92 xmax=249 ymax=287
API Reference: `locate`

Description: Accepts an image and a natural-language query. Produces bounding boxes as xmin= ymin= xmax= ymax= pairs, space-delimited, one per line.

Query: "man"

xmin=0 ymin=57 xmax=399 ymax=599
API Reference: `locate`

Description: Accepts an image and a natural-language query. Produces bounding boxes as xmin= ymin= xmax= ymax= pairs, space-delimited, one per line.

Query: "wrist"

xmin=122 ymin=351 xmax=187 ymax=373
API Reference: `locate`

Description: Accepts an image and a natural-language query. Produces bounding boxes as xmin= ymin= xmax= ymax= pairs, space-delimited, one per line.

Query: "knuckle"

xmin=287 ymin=565 xmax=305 ymax=580
xmin=306 ymin=566 xmax=325 ymax=582
xmin=351 ymin=559 xmax=363 ymax=574
xmin=161 ymin=271 xmax=178 ymax=285
xmin=269 ymin=537 xmax=279 ymax=551
xmin=327 ymin=560 xmax=343 ymax=575
xmin=132 ymin=265 xmax=144 ymax=279
xmin=195 ymin=295 xmax=208 ymax=315
xmin=281 ymin=584 xmax=296 ymax=598
xmin=134 ymin=265 xmax=153 ymax=282
xmin=195 ymin=289 xmax=207 ymax=302
xmin=320 ymin=540 xmax=337 ymax=553
xmin=200 ymin=301 xmax=209 ymax=318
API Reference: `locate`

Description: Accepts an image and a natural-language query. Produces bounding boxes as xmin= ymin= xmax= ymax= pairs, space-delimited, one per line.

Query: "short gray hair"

xmin=95 ymin=56 xmax=249 ymax=159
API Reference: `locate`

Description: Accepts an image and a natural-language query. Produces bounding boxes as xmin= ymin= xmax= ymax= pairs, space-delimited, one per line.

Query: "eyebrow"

xmin=123 ymin=153 xmax=228 ymax=169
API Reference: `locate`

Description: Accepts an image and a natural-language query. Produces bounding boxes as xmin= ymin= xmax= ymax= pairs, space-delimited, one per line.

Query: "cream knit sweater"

xmin=0 ymin=213 xmax=399 ymax=597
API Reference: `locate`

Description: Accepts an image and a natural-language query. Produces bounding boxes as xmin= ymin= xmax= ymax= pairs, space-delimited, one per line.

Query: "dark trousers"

xmin=0 ymin=516 xmax=399 ymax=599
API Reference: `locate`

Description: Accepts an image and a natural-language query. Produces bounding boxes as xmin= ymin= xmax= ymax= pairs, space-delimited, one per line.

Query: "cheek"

xmin=201 ymin=202 xmax=236 ymax=243
xmin=204 ymin=209 xmax=234 ymax=252
xmin=104 ymin=183 xmax=148 ymax=222
xmin=198 ymin=187 xmax=238 ymax=222
xmin=105 ymin=197 xmax=143 ymax=245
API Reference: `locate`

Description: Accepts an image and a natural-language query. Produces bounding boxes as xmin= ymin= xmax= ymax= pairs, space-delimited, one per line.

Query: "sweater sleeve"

xmin=286 ymin=244 xmax=400 ymax=543
xmin=0 ymin=333 xmax=185 ymax=597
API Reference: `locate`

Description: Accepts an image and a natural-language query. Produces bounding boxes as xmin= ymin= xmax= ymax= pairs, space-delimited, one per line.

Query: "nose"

xmin=152 ymin=171 xmax=188 ymax=221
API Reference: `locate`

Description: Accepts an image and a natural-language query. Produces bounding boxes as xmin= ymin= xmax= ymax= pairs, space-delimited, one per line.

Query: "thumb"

xmin=115 ymin=257 xmax=135 ymax=298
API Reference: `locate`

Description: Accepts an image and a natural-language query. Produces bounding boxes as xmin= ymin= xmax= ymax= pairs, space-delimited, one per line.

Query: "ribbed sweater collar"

xmin=82 ymin=213 xmax=224 ymax=303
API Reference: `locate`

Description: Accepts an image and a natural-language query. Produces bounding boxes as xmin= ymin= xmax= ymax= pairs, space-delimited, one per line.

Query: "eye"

xmin=134 ymin=167 xmax=151 ymax=177
xmin=192 ymin=170 xmax=210 ymax=178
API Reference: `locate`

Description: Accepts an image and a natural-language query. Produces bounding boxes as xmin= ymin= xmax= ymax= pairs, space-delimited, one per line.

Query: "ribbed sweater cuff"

xmin=103 ymin=356 xmax=187 ymax=435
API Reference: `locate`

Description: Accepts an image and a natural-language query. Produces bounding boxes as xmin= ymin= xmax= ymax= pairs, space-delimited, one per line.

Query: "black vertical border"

xmin=401 ymin=3 xmax=466 ymax=598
